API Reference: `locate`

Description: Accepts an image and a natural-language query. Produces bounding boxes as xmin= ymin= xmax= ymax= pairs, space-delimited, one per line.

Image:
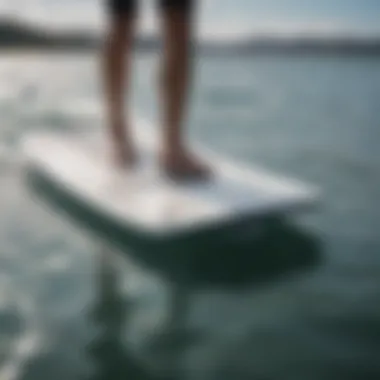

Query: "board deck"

xmin=22 ymin=118 xmax=319 ymax=239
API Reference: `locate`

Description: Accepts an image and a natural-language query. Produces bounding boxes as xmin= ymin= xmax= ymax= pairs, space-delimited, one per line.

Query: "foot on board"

xmin=160 ymin=148 xmax=212 ymax=182
xmin=110 ymin=132 xmax=138 ymax=168
xmin=113 ymin=143 xmax=137 ymax=169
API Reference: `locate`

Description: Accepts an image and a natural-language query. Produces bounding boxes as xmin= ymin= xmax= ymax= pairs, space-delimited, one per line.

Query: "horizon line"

xmin=1 ymin=14 xmax=380 ymax=42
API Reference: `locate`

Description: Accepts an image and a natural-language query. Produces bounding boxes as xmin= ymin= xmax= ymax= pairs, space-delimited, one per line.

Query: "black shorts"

xmin=108 ymin=0 xmax=194 ymax=15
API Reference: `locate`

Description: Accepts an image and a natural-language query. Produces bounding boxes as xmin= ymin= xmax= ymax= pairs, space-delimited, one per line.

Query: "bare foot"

xmin=161 ymin=148 xmax=211 ymax=182
xmin=113 ymin=142 xmax=136 ymax=168
xmin=110 ymin=126 xmax=137 ymax=168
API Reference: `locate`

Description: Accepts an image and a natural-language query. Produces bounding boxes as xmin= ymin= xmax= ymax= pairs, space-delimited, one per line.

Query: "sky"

xmin=0 ymin=0 xmax=380 ymax=39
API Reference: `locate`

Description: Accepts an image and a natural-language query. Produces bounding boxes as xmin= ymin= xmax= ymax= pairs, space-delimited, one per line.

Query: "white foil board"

xmin=22 ymin=118 xmax=319 ymax=238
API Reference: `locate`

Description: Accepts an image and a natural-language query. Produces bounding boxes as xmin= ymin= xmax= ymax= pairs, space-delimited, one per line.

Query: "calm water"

xmin=0 ymin=52 xmax=380 ymax=380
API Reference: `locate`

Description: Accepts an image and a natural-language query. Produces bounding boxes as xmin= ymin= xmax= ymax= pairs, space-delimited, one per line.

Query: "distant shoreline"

xmin=2 ymin=41 xmax=380 ymax=57
xmin=2 ymin=46 xmax=380 ymax=58
xmin=1 ymin=18 xmax=380 ymax=56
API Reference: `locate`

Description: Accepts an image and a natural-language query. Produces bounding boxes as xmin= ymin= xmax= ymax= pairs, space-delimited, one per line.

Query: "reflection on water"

xmin=88 ymin=249 xmax=156 ymax=380
xmin=84 ymin=220 xmax=321 ymax=380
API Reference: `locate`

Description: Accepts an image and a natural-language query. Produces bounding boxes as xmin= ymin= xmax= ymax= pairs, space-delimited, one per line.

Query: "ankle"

xmin=162 ymin=143 xmax=186 ymax=158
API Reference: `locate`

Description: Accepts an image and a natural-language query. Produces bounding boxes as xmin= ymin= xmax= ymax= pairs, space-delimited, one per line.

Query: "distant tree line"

xmin=1 ymin=17 xmax=380 ymax=55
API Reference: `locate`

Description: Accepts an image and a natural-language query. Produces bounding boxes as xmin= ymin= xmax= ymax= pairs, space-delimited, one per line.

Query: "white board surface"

xmin=22 ymin=118 xmax=319 ymax=237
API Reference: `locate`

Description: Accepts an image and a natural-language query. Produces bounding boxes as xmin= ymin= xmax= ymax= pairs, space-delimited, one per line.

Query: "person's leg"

xmin=103 ymin=0 xmax=137 ymax=167
xmin=158 ymin=0 xmax=210 ymax=180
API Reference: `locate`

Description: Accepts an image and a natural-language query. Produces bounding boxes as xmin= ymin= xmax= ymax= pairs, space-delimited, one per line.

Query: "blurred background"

xmin=0 ymin=1 xmax=379 ymax=379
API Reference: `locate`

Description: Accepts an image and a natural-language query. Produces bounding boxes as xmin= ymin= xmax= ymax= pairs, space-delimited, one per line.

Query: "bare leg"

xmin=159 ymin=4 xmax=211 ymax=180
xmin=103 ymin=12 xmax=137 ymax=167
